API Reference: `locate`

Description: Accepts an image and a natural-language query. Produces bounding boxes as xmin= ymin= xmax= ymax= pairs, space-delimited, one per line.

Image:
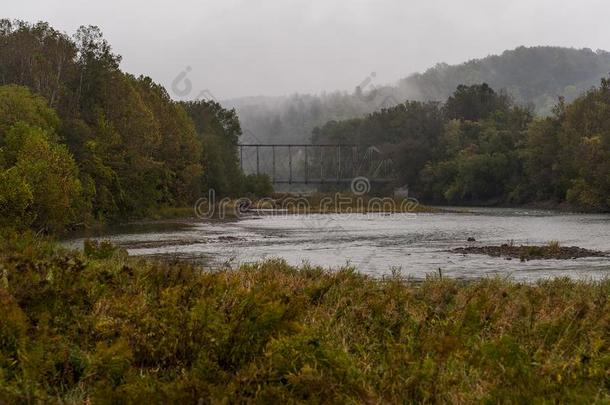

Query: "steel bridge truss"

xmin=238 ymin=144 xmax=396 ymax=184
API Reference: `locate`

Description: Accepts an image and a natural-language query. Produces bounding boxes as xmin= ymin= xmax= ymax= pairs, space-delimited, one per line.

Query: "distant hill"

xmin=225 ymin=46 xmax=610 ymax=145
xmin=397 ymin=46 xmax=610 ymax=115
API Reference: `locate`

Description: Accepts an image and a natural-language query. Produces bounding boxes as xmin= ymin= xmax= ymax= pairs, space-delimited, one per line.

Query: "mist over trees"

xmin=402 ymin=46 xmax=610 ymax=114
xmin=1 ymin=18 xmax=609 ymax=234
xmin=227 ymin=46 xmax=610 ymax=145
xmin=314 ymin=80 xmax=610 ymax=211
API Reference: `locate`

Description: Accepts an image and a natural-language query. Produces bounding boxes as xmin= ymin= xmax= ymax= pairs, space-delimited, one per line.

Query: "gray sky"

xmin=5 ymin=0 xmax=610 ymax=99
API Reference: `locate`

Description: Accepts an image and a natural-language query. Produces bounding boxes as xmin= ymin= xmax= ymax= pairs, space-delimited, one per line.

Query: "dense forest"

xmin=313 ymin=81 xmax=610 ymax=211
xmin=0 ymin=20 xmax=270 ymax=233
xmin=227 ymin=46 xmax=610 ymax=148
xmin=2 ymin=19 xmax=610 ymax=236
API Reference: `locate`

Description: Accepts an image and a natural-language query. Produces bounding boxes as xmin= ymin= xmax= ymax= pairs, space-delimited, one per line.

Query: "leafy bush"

xmin=83 ymin=239 xmax=126 ymax=260
xmin=242 ymin=174 xmax=274 ymax=198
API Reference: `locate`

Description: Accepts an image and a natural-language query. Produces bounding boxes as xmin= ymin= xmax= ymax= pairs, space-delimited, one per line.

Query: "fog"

xmin=4 ymin=0 xmax=610 ymax=99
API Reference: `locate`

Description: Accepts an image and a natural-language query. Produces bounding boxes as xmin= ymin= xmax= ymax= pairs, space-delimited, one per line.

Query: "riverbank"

xmin=1 ymin=234 xmax=608 ymax=403
xmin=79 ymin=197 xmax=593 ymax=235
xmin=427 ymin=198 xmax=610 ymax=214
xmin=126 ymin=194 xmax=438 ymax=224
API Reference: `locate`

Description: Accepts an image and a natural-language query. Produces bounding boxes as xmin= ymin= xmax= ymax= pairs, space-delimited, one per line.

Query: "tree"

xmin=0 ymin=85 xmax=60 ymax=140
xmin=133 ymin=76 xmax=203 ymax=204
xmin=560 ymin=78 xmax=610 ymax=210
xmin=182 ymin=100 xmax=249 ymax=197
xmin=0 ymin=86 xmax=83 ymax=231
xmin=0 ymin=116 xmax=83 ymax=233
xmin=522 ymin=114 xmax=564 ymax=201
xmin=0 ymin=20 xmax=77 ymax=109
xmin=444 ymin=84 xmax=511 ymax=122
xmin=11 ymin=124 xmax=83 ymax=232
xmin=0 ymin=21 xmax=277 ymax=230
xmin=0 ymin=168 xmax=33 ymax=230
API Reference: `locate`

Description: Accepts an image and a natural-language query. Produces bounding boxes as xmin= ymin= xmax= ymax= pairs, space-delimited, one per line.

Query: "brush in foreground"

xmin=0 ymin=236 xmax=609 ymax=403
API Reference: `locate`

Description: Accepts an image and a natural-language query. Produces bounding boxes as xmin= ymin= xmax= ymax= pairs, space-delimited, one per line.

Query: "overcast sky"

xmin=4 ymin=0 xmax=610 ymax=99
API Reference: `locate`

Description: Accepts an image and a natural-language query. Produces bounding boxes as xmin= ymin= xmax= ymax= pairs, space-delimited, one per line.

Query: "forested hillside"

xmin=227 ymin=46 xmax=610 ymax=145
xmin=0 ymin=20 xmax=269 ymax=233
xmin=1 ymin=19 xmax=609 ymax=231
xmin=398 ymin=46 xmax=610 ymax=114
xmin=313 ymin=81 xmax=610 ymax=211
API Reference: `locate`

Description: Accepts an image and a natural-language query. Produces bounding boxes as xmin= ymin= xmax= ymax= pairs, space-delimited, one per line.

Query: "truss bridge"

xmin=238 ymin=144 xmax=396 ymax=184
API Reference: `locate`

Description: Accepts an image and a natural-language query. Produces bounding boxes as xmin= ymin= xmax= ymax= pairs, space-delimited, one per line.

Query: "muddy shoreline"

xmin=451 ymin=244 xmax=608 ymax=261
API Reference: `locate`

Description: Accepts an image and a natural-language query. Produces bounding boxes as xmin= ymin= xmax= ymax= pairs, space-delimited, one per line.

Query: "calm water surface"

xmin=64 ymin=207 xmax=610 ymax=281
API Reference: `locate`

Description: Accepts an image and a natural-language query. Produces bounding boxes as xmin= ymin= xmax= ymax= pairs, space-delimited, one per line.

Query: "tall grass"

xmin=0 ymin=234 xmax=608 ymax=403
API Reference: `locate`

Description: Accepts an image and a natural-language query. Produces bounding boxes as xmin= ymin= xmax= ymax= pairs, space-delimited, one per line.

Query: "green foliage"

xmin=444 ymin=83 xmax=511 ymax=121
xmin=0 ymin=85 xmax=60 ymax=139
xmin=243 ymin=174 xmax=274 ymax=197
xmin=314 ymin=85 xmax=533 ymax=204
xmin=316 ymin=78 xmax=610 ymax=211
xmin=423 ymin=93 xmax=532 ymax=204
xmin=0 ymin=240 xmax=608 ymax=402
xmin=12 ymin=125 xmax=84 ymax=232
xmin=182 ymin=100 xmax=273 ymax=198
xmin=560 ymin=79 xmax=610 ymax=211
xmin=0 ymin=20 xmax=270 ymax=233
xmin=0 ymin=169 xmax=33 ymax=229
xmin=181 ymin=100 xmax=244 ymax=196
xmin=83 ymin=239 xmax=126 ymax=260
xmin=313 ymin=101 xmax=444 ymax=188
xmin=518 ymin=77 xmax=610 ymax=211
xmin=0 ymin=87 xmax=84 ymax=232
xmin=521 ymin=114 xmax=565 ymax=201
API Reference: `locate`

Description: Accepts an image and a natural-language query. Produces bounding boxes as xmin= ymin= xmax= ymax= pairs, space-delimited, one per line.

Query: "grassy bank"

xmin=0 ymin=235 xmax=608 ymax=403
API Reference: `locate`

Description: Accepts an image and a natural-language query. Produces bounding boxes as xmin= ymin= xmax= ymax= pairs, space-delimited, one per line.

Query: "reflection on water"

xmin=63 ymin=207 xmax=610 ymax=281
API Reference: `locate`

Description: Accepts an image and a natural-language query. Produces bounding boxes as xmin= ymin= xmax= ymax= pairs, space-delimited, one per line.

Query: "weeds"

xmin=548 ymin=240 xmax=562 ymax=255
xmin=0 ymin=236 xmax=608 ymax=403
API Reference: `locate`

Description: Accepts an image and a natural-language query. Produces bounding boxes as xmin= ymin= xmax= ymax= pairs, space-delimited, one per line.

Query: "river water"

xmin=64 ymin=207 xmax=610 ymax=281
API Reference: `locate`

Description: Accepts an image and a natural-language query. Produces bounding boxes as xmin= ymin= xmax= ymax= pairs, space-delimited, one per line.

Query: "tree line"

xmin=0 ymin=20 xmax=270 ymax=233
xmin=228 ymin=46 xmax=610 ymax=149
xmin=397 ymin=46 xmax=610 ymax=115
xmin=313 ymin=81 xmax=610 ymax=211
xmin=2 ymin=19 xmax=608 ymax=235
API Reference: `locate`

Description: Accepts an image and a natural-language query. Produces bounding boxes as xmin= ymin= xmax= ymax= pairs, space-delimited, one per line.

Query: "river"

xmin=63 ymin=207 xmax=610 ymax=281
